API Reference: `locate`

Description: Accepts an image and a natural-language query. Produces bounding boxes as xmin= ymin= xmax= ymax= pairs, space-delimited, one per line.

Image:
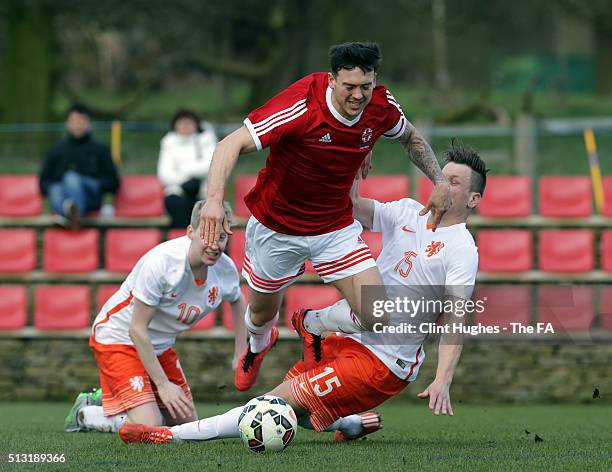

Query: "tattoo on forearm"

xmin=399 ymin=126 xmax=445 ymax=183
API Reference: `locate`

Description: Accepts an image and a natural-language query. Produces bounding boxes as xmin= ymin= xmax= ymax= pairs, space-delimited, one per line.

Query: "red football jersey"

xmin=243 ymin=72 xmax=407 ymax=236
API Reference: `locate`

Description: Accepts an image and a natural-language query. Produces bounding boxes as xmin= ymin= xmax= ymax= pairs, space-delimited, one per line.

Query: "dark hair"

xmin=444 ymin=139 xmax=489 ymax=195
xmin=170 ymin=109 xmax=202 ymax=133
xmin=329 ymin=42 xmax=382 ymax=75
xmin=67 ymin=103 xmax=92 ymax=118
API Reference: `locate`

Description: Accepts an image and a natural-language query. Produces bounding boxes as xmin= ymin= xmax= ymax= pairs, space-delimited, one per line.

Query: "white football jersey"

xmin=92 ymin=236 xmax=241 ymax=354
xmin=344 ymin=198 xmax=478 ymax=380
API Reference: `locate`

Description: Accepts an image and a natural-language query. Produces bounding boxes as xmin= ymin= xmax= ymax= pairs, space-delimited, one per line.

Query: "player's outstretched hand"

xmin=200 ymin=199 xmax=232 ymax=248
xmin=417 ymin=378 xmax=454 ymax=416
xmin=358 ymin=151 xmax=373 ymax=179
xmin=419 ymin=182 xmax=452 ymax=231
xmin=157 ymin=381 xmax=193 ymax=420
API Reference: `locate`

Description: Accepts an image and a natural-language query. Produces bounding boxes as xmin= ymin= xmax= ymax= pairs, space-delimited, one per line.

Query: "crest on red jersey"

xmin=208 ymin=286 xmax=219 ymax=305
xmin=362 ymin=127 xmax=373 ymax=143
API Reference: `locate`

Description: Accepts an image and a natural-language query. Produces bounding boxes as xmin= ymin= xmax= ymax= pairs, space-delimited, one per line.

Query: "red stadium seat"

xmin=284 ymin=285 xmax=342 ymax=329
xmin=228 ymin=228 xmax=246 ymax=272
xmin=477 ymin=230 xmax=532 ymax=272
xmin=0 ymin=229 xmax=37 ymax=273
xmin=473 ymin=285 xmax=531 ymax=329
xmin=538 ymin=230 xmax=594 ymax=273
xmin=234 ymin=175 xmax=258 ymax=219
xmin=537 ymin=286 xmax=593 ymax=332
xmin=603 ymin=176 xmax=612 ymax=217
xmin=602 ymin=231 xmax=612 ymax=272
xmin=34 ymin=285 xmax=90 ymax=330
xmin=538 ymin=176 xmax=592 ymax=217
xmin=0 ymin=285 xmax=28 ymax=330
xmin=416 ymin=176 xmax=434 ymax=205
xmin=114 ymin=176 xmax=164 ymax=217
xmin=167 ymin=228 xmax=186 ymax=240
xmin=360 ymin=176 xmax=410 ymax=202
xmin=105 ymin=229 xmax=161 ymax=272
xmin=43 ymin=229 xmax=99 ymax=273
xmin=192 ymin=311 xmax=217 ymax=331
xmin=478 ymin=176 xmax=532 ymax=217
xmin=0 ymin=175 xmax=43 ymax=216
xmin=96 ymin=284 xmax=121 ymax=313
xmin=223 ymin=286 xmax=249 ymax=330
xmin=361 ymin=230 xmax=383 ymax=259
xmin=600 ymin=287 xmax=612 ymax=331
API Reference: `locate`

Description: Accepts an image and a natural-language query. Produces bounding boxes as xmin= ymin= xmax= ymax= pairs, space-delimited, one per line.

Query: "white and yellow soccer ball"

xmin=238 ymin=395 xmax=298 ymax=453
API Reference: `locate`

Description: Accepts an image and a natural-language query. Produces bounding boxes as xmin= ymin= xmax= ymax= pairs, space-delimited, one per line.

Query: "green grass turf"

xmin=1 ymin=401 xmax=611 ymax=471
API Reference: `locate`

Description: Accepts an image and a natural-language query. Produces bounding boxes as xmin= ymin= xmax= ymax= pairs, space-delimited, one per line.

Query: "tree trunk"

xmin=432 ymin=0 xmax=451 ymax=92
xmin=0 ymin=0 xmax=56 ymax=123
xmin=593 ymin=20 xmax=612 ymax=95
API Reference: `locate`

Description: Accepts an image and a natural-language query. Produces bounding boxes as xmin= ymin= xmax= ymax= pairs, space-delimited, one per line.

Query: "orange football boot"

xmin=119 ymin=423 xmax=173 ymax=444
xmin=234 ymin=327 xmax=280 ymax=391
xmin=291 ymin=309 xmax=322 ymax=369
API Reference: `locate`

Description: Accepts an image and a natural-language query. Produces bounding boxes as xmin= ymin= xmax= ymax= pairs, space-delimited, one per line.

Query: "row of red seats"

xmin=0 ymin=175 xmax=164 ymax=217
xmin=1 ymin=284 xmax=609 ymax=333
xmin=236 ymin=175 xmax=612 ymax=218
xmin=0 ymin=228 xmax=182 ymax=273
xmin=0 ymin=284 xmax=337 ymax=331
xmin=2 ymin=227 xmax=612 ymax=274
xmin=2 ymin=174 xmax=612 ymax=218
xmin=478 ymin=230 xmax=612 ymax=273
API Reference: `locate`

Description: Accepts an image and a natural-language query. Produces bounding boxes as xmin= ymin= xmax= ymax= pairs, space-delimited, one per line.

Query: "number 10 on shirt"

xmin=177 ymin=303 xmax=201 ymax=324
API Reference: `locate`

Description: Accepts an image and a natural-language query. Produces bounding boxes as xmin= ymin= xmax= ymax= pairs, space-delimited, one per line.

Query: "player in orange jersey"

xmin=118 ymin=143 xmax=487 ymax=445
xmin=65 ymin=200 xmax=247 ymax=434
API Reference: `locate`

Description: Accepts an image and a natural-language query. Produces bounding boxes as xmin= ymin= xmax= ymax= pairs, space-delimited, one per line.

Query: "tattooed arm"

xmin=398 ymin=122 xmax=446 ymax=184
xmin=398 ymin=122 xmax=452 ymax=230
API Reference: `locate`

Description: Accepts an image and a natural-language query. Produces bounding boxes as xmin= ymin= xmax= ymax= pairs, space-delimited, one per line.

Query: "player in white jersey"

xmin=64 ymin=200 xmax=247 ymax=434
xmin=117 ymin=142 xmax=488 ymax=444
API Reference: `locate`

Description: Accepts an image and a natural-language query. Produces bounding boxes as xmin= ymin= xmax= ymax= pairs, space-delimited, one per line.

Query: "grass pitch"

xmin=1 ymin=401 xmax=611 ymax=471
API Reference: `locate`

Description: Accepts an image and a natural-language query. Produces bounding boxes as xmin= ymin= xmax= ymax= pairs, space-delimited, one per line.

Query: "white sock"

xmin=298 ymin=414 xmax=362 ymax=436
xmin=303 ymin=299 xmax=364 ymax=335
xmin=245 ymin=307 xmax=279 ymax=353
xmin=170 ymin=406 xmax=242 ymax=442
xmin=80 ymin=406 xmax=126 ymax=433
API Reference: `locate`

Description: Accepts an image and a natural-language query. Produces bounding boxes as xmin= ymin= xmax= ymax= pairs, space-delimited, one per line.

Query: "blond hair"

xmin=189 ymin=200 xmax=233 ymax=230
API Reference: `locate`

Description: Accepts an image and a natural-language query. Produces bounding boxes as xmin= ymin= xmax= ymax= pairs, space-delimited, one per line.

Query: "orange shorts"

xmin=90 ymin=337 xmax=192 ymax=416
xmin=286 ymin=335 xmax=408 ymax=431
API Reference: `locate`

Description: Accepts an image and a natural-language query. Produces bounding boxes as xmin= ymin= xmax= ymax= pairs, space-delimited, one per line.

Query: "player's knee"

xmin=125 ymin=405 xmax=163 ymax=426
xmin=267 ymin=382 xmax=306 ymax=417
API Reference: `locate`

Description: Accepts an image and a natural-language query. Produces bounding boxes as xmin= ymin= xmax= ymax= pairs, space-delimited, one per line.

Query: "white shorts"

xmin=242 ymin=217 xmax=376 ymax=293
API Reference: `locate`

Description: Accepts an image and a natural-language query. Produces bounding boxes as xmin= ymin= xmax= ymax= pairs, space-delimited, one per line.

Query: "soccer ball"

xmin=238 ymin=395 xmax=297 ymax=453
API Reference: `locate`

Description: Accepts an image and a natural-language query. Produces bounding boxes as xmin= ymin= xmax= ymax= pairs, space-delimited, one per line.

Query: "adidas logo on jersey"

xmin=319 ymin=133 xmax=332 ymax=143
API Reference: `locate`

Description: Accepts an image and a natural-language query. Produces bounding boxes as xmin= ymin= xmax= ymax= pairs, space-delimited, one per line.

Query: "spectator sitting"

xmin=157 ymin=109 xmax=217 ymax=228
xmin=39 ymin=103 xmax=120 ymax=229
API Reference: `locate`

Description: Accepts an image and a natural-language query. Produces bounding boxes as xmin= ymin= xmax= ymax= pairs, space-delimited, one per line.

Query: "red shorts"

xmin=286 ymin=335 xmax=408 ymax=431
xmin=90 ymin=337 xmax=192 ymax=416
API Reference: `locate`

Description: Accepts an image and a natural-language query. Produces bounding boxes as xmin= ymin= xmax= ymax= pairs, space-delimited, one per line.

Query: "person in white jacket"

xmin=158 ymin=109 xmax=218 ymax=228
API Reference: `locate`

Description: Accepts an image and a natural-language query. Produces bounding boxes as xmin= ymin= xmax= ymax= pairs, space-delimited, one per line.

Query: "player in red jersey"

xmin=200 ymin=42 xmax=452 ymax=391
